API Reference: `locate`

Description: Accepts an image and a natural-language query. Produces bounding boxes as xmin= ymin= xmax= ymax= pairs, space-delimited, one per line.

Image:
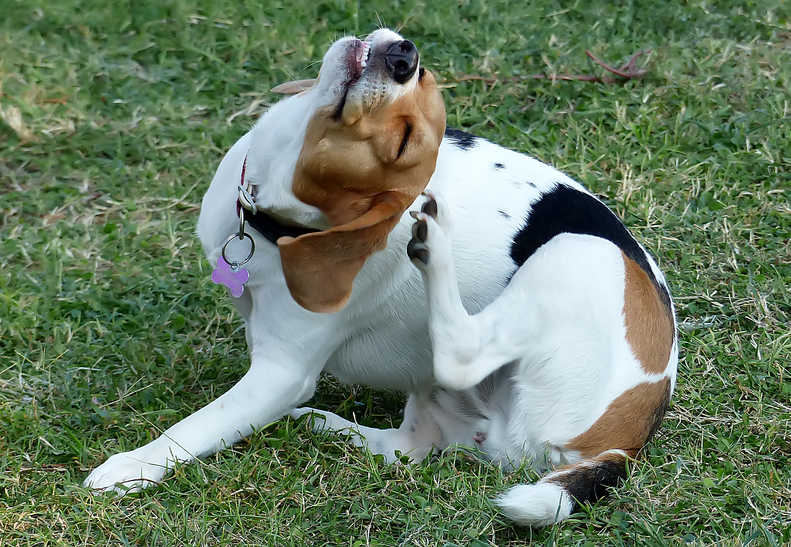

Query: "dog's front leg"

xmin=84 ymin=329 xmax=325 ymax=494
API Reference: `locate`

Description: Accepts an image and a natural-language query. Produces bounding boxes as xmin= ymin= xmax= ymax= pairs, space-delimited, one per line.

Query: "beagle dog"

xmin=84 ymin=29 xmax=678 ymax=527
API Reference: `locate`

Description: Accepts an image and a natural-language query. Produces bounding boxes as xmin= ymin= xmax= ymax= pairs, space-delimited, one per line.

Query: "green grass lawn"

xmin=1 ymin=0 xmax=789 ymax=543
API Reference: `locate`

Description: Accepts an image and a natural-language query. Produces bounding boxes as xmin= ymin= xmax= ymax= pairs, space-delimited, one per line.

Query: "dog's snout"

xmin=384 ymin=40 xmax=419 ymax=84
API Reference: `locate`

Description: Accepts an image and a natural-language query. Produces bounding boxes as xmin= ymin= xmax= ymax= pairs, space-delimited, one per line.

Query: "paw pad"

xmin=407 ymin=192 xmax=442 ymax=266
xmin=420 ymin=192 xmax=438 ymax=218
xmin=407 ymin=232 xmax=429 ymax=264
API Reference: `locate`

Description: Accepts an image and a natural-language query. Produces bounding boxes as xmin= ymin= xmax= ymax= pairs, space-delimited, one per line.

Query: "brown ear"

xmin=276 ymin=192 xmax=405 ymax=312
xmin=271 ymin=79 xmax=318 ymax=94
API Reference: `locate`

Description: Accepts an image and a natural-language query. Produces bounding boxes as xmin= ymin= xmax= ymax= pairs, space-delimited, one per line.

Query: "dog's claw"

xmin=421 ymin=195 xmax=438 ymax=219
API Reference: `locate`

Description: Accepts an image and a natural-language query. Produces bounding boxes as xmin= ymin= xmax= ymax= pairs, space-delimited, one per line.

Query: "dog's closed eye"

xmin=396 ymin=122 xmax=412 ymax=160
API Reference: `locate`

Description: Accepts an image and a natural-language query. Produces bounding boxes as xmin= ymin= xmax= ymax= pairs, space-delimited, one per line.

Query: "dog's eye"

xmin=418 ymin=67 xmax=425 ymax=81
xmin=396 ymin=122 xmax=412 ymax=160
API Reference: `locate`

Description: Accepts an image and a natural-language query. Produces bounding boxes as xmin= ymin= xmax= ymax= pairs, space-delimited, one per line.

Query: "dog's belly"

xmin=325 ymin=316 xmax=433 ymax=391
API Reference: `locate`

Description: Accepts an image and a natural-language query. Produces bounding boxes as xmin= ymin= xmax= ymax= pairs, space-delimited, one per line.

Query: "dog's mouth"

xmin=350 ymin=39 xmax=373 ymax=84
xmin=333 ymin=39 xmax=372 ymax=119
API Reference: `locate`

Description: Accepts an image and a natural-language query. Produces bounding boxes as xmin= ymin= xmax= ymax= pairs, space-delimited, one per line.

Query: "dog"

xmin=84 ymin=28 xmax=678 ymax=527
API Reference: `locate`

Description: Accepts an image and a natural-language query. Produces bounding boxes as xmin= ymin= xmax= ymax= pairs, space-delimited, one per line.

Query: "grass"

xmin=1 ymin=0 xmax=789 ymax=543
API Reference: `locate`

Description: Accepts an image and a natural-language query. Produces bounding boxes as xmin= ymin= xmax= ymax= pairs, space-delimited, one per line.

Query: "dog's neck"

xmin=244 ymin=92 xmax=330 ymax=230
xmin=243 ymin=207 xmax=319 ymax=245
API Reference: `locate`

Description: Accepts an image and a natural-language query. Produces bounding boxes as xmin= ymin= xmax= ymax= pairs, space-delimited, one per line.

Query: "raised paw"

xmin=407 ymin=191 xmax=451 ymax=269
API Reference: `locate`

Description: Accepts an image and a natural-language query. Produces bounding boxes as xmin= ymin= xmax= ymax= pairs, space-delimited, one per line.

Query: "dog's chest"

xmin=326 ymin=318 xmax=433 ymax=391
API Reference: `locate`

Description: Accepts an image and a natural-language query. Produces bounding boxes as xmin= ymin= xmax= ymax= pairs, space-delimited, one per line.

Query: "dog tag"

xmin=211 ymin=256 xmax=250 ymax=298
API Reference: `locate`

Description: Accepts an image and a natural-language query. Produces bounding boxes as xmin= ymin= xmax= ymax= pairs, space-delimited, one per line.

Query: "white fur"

xmin=84 ymin=29 xmax=677 ymax=526
xmin=496 ymin=482 xmax=574 ymax=527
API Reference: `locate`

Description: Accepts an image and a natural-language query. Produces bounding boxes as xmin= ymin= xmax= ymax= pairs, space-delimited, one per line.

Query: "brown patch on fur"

xmin=622 ymin=252 xmax=674 ymax=374
xmin=277 ymin=192 xmax=406 ymax=312
xmin=277 ymin=69 xmax=446 ymax=312
xmin=566 ymin=378 xmax=671 ymax=459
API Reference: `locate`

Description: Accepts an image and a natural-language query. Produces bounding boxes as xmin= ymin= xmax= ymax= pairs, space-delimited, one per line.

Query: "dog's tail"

xmin=495 ymin=449 xmax=632 ymax=527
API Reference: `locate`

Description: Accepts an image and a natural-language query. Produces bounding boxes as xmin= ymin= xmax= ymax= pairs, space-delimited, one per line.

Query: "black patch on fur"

xmin=526 ymin=181 xmax=537 ymax=188
xmin=444 ymin=127 xmax=477 ymax=150
xmin=510 ymin=184 xmax=671 ymax=310
xmin=498 ymin=209 xmax=511 ymax=219
xmin=494 ymin=162 xmax=505 ymax=169
xmin=559 ymin=459 xmax=628 ymax=511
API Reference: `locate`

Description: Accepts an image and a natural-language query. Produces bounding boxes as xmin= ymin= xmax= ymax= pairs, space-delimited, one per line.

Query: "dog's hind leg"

xmin=290 ymin=393 xmax=443 ymax=463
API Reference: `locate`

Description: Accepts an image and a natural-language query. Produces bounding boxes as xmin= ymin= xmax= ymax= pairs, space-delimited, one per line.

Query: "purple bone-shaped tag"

xmin=211 ymin=256 xmax=249 ymax=298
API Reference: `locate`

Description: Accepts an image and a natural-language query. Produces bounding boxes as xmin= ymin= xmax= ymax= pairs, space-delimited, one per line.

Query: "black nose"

xmin=384 ymin=40 xmax=419 ymax=84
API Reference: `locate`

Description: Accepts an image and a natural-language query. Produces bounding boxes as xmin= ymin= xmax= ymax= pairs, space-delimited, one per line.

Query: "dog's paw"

xmin=83 ymin=448 xmax=168 ymax=495
xmin=407 ymin=192 xmax=451 ymax=271
xmin=289 ymin=407 xmax=317 ymax=422
xmin=289 ymin=407 xmax=335 ymax=432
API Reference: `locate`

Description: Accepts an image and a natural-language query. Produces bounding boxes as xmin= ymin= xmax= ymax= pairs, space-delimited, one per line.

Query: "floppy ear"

xmin=271 ymin=79 xmax=318 ymax=94
xmin=276 ymin=192 xmax=404 ymax=312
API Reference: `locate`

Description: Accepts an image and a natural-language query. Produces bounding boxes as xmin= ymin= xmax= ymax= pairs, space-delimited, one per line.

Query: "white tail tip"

xmin=495 ymin=482 xmax=574 ymax=527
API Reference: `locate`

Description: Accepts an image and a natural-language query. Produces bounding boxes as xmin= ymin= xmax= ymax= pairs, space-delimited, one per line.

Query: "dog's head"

xmin=273 ymin=29 xmax=446 ymax=312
